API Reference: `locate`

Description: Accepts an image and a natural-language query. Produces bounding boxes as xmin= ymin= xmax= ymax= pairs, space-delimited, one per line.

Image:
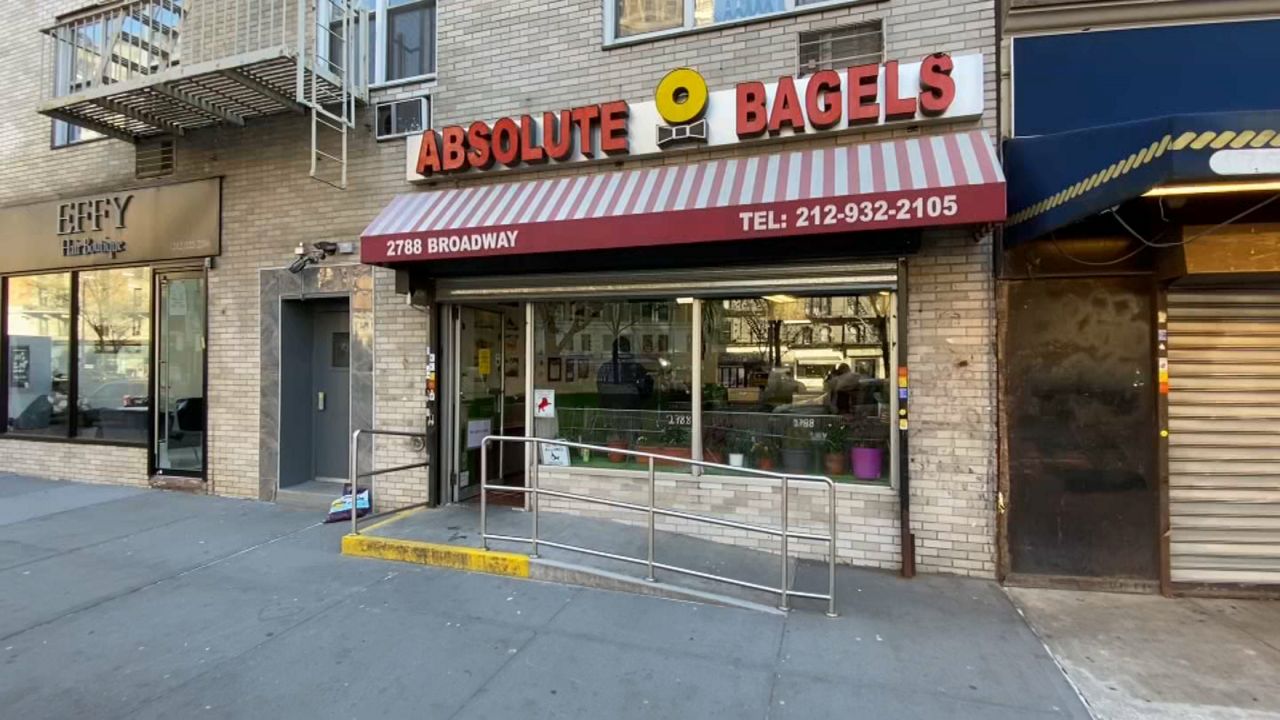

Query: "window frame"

xmin=603 ymin=0 xmax=877 ymax=47
xmin=1 ymin=266 xmax=155 ymax=448
xmin=366 ymin=0 xmax=438 ymax=89
xmin=374 ymin=95 xmax=431 ymax=141
xmin=523 ymin=290 xmax=899 ymax=488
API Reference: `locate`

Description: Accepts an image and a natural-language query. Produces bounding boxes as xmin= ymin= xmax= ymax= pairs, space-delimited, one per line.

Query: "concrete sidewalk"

xmin=1009 ymin=587 xmax=1280 ymax=720
xmin=0 ymin=474 xmax=1088 ymax=719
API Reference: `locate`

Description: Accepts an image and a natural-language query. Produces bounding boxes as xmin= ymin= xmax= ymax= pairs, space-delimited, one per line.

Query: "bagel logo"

xmin=655 ymin=67 xmax=709 ymax=148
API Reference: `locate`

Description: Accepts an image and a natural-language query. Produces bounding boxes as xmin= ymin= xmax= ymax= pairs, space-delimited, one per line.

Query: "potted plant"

xmin=703 ymin=425 xmax=727 ymax=466
xmin=822 ymin=422 xmax=851 ymax=476
xmin=727 ymin=432 xmax=753 ymax=468
xmin=657 ymin=422 xmax=692 ymax=466
xmin=751 ymin=436 xmax=779 ymax=472
xmin=606 ymin=431 xmax=629 ymax=463
xmin=850 ymin=416 xmax=888 ymax=481
xmin=781 ymin=425 xmax=812 ymax=474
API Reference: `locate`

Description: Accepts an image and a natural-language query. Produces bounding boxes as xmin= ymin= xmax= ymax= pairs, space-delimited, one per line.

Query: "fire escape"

xmin=38 ymin=0 xmax=367 ymax=188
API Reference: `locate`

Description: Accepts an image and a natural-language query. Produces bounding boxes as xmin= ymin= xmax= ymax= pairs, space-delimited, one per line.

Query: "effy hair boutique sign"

xmin=405 ymin=52 xmax=984 ymax=182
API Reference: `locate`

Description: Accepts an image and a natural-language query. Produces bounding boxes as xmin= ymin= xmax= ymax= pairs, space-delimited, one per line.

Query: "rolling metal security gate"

xmin=1168 ymin=289 xmax=1280 ymax=585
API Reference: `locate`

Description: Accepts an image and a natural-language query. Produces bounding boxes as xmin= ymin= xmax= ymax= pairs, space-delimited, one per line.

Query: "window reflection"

xmin=5 ymin=274 xmax=72 ymax=435
xmin=702 ymin=294 xmax=893 ymax=484
xmin=77 ymin=267 xmax=151 ymax=443
xmin=534 ymin=300 xmax=694 ymax=473
xmin=616 ymin=0 xmax=683 ymax=37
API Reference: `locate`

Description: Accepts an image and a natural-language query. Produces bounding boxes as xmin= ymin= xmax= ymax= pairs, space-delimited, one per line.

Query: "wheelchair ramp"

xmin=341 ymin=504 xmax=840 ymax=615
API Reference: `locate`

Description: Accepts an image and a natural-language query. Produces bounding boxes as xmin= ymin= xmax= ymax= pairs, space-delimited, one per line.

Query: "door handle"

xmin=317 ymin=391 xmax=326 ymax=411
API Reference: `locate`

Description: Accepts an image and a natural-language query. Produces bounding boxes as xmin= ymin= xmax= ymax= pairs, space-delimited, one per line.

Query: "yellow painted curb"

xmin=342 ymin=534 xmax=530 ymax=578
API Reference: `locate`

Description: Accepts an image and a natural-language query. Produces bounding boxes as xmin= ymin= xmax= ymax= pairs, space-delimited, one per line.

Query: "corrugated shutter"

xmin=1168 ymin=289 xmax=1280 ymax=585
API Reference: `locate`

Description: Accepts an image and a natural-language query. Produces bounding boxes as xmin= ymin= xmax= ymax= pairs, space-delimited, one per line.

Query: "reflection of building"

xmin=716 ymin=296 xmax=889 ymax=391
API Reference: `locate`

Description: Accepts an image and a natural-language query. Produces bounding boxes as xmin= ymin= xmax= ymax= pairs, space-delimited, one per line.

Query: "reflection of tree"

xmin=732 ymin=299 xmax=804 ymax=367
xmin=80 ymin=270 xmax=146 ymax=354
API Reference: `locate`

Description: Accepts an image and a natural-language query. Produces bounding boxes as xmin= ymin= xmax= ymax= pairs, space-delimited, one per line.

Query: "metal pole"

xmin=827 ymin=480 xmax=838 ymax=618
xmin=779 ymin=475 xmax=790 ymax=611
xmin=480 ymin=437 xmax=489 ymax=550
xmin=646 ymin=456 xmax=656 ymax=582
xmin=530 ymin=439 xmax=540 ymax=559
xmin=349 ymin=429 xmax=360 ymax=535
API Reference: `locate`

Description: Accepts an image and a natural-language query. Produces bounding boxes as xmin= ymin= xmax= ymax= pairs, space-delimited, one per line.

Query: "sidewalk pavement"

xmin=1009 ymin=587 xmax=1280 ymax=720
xmin=0 ymin=473 xmax=1088 ymax=719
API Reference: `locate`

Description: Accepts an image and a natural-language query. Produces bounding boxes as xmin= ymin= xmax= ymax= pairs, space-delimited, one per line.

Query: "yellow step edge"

xmin=342 ymin=533 xmax=530 ymax=578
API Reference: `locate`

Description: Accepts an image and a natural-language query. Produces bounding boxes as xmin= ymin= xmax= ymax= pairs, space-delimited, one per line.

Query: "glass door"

xmin=453 ymin=306 xmax=504 ymax=501
xmin=153 ymin=271 xmax=206 ymax=477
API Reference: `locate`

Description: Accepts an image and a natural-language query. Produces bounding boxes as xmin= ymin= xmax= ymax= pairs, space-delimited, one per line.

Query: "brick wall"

xmin=1 ymin=0 xmax=996 ymax=575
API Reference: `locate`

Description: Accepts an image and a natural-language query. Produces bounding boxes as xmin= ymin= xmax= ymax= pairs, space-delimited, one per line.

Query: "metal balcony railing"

xmin=38 ymin=0 xmax=364 ymax=186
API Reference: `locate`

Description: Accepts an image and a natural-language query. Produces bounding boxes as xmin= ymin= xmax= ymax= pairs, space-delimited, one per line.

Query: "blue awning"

xmin=1004 ymin=111 xmax=1280 ymax=246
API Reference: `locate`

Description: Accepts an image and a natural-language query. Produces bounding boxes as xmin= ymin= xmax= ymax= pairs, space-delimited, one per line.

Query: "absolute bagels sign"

xmin=406 ymin=52 xmax=984 ymax=182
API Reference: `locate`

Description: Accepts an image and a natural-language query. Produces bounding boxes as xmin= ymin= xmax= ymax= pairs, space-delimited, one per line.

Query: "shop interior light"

xmin=676 ymin=297 xmax=694 ymax=304
xmin=763 ymin=294 xmax=796 ymax=303
xmin=1143 ymin=180 xmax=1280 ymax=197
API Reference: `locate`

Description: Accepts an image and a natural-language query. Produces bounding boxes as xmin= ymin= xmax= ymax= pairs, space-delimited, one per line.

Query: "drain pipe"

xmin=897 ymin=258 xmax=916 ymax=578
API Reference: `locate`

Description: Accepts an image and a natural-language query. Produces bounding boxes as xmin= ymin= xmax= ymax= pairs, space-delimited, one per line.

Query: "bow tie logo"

xmin=657 ymin=119 xmax=708 ymax=147
xmin=655 ymin=67 xmax=710 ymax=149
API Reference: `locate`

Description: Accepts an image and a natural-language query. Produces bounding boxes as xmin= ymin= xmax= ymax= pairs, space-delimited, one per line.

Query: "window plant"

xmin=850 ymin=415 xmax=888 ymax=481
xmin=727 ymin=431 xmax=753 ymax=468
xmin=821 ymin=422 xmax=851 ymax=476
xmin=781 ymin=424 xmax=812 ymax=474
xmin=751 ymin=436 xmax=779 ymax=472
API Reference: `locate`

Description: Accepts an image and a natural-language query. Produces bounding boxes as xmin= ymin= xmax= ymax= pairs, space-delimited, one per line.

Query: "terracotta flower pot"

xmin=823 ymin=452 xmax=847 ymax=476
xmin=755 ymin=456 xmax=776 ymax=472
xmin=607 ymin=439 xmax=628 ymax=463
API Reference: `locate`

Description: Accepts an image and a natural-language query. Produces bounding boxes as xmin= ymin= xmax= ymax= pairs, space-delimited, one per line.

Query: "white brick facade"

xmin=1 ymin=0 xmax=997 ymax=576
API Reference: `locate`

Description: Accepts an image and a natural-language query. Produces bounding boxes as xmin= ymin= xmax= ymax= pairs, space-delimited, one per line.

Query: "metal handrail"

xmin=480 ymin=435 xmax=838 ymax=617
xmin=348 ymin=428 xmax=429 ymax=536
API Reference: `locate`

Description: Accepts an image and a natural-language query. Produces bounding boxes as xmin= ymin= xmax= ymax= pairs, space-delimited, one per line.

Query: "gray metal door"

xmin=1168 ymin=288 xmax=1280 ymax=585
xmin=311 ymin=304 xmax=351 ymax=482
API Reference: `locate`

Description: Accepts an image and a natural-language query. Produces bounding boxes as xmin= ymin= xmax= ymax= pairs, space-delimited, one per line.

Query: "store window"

xmin=534 ymin=299 xmax=694 ymax=473
xmin=4 ymin=268 xmax=153 ymax=445
xmin=5 ymin=274 xmax=72 ymax=436
xmin=612 ymin=0 xmax=859 ymax=42
xmin=525 ymin=292 xmax=893 ymax=484
xmin=701 ymin=294 xmax=892 ymax=484
xmin=76 ymin=268 xmax=151 ymax=443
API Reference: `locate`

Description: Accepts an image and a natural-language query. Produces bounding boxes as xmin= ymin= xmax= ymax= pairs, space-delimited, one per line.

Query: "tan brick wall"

xmin=0 ymin=439 xmax=148 ymax=486
xmin=2 ymin=0 xmax=997 ymax=575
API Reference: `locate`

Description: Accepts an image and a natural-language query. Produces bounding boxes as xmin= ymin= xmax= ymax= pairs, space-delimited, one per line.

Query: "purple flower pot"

xmin=851 ymin=447 xmax=883 ymax=480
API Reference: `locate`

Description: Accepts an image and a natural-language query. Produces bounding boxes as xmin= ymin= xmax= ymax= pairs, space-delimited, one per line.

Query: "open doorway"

xmin=445 ymin=303 xmax=526 ymax=505
xmin=279 ymin=297 xmax=352 ymax=494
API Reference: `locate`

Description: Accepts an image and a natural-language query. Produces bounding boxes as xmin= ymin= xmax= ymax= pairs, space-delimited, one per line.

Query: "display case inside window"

xmin=700 ymin=293 xmax=893 ymax=484
xmin=534 ymin=299 xmax=693 ymax=472
xmin=76 ymin=267 xmax=151 ymax=443
xmin=5 ymin=274 xmax=72 ymax=436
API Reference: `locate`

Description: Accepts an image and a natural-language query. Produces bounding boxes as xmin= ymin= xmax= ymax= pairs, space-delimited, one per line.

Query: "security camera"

xmin=287 ymin=242 xmax=340 ymax=274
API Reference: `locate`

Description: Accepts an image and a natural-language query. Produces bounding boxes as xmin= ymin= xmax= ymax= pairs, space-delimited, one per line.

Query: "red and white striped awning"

xmin=361 ymin=130 xmax=1005 ymax=264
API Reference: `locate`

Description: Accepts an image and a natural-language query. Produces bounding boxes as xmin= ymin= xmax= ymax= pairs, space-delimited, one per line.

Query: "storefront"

xmin=0 ymin=178 xmax=220 ymax=485
xmin=1001 ymin=16 xmax=1280 ymax=592
xmin=361 ymin=55 xmax=1007 ymax=573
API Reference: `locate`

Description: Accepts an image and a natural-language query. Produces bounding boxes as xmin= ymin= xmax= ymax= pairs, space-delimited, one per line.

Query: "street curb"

xmin=341 ymin=534 xmax=530 ymax=578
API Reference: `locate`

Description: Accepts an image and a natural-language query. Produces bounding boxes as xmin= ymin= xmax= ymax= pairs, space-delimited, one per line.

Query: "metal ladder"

xmin=300 ymin=0 xmax=364 ymax=189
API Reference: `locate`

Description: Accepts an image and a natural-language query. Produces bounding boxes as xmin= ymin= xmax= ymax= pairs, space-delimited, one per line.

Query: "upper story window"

xmin=52 ymin=121 xmax=102 ymax=149
xmin=610 ymin=0 xmax=855 ymax=43
xmin=348 ymin=0 xmax=436 ymax=85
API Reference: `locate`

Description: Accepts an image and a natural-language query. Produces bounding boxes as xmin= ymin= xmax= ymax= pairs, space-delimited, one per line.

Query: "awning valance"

xmin=1004 ymin=110 xmax=1280 ymax=246
xmin=361 ymin=131 xmax=1005 ymax=264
